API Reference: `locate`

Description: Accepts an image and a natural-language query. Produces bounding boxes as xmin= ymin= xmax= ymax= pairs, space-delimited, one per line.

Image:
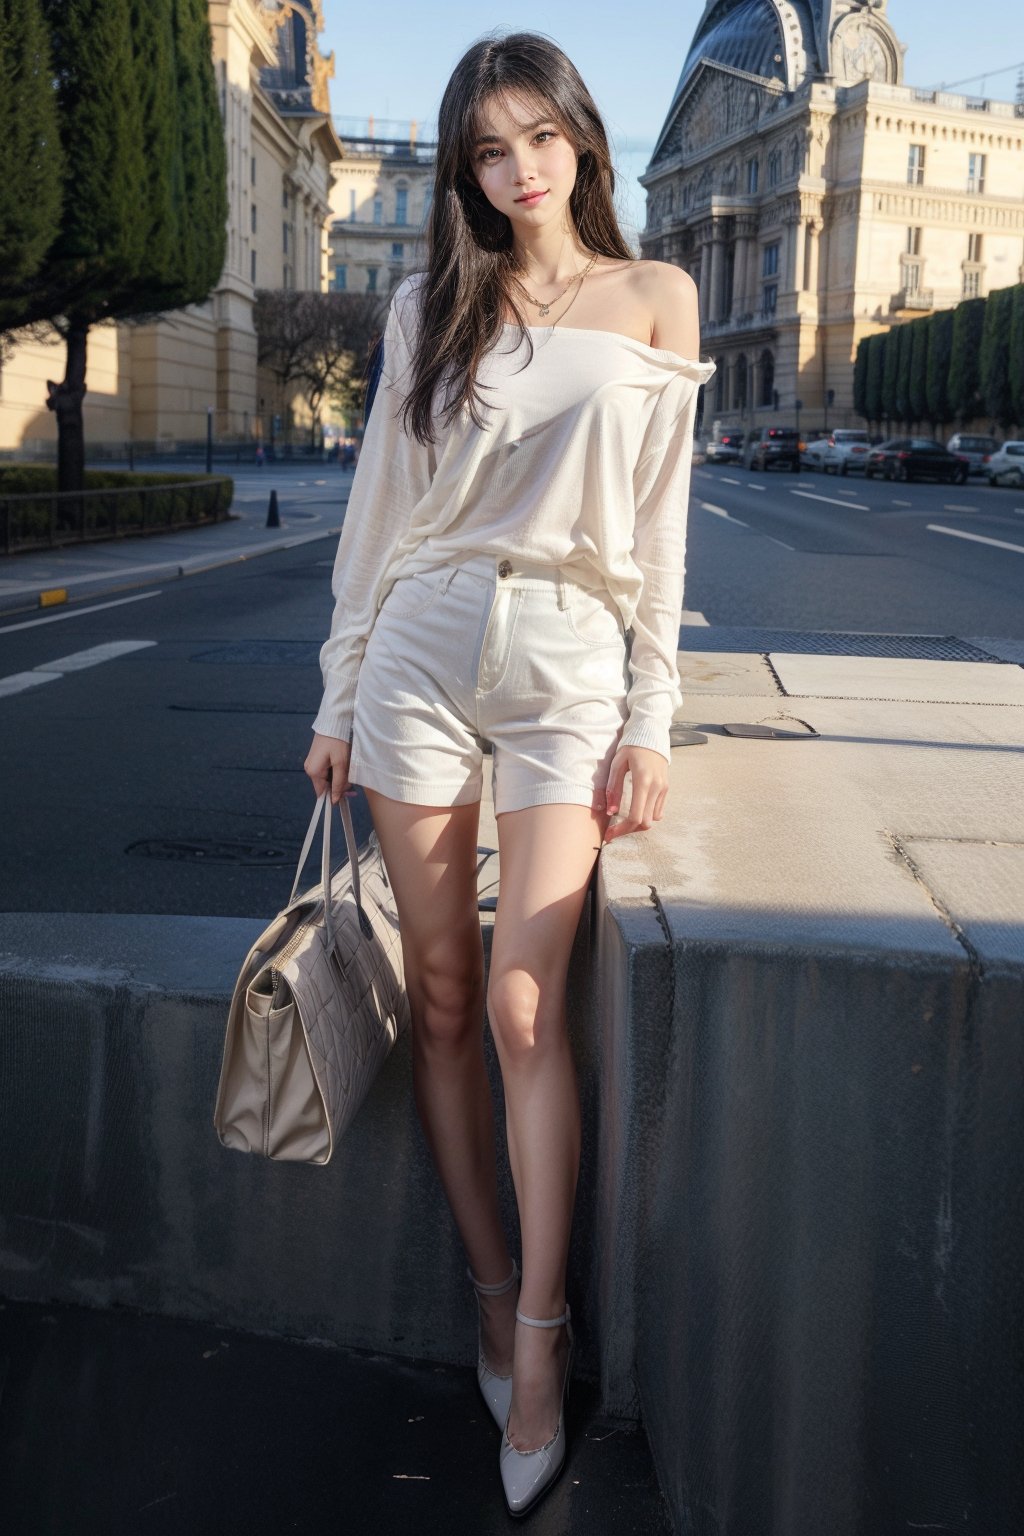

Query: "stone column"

xmin=697 ymin=235 xmax=711 ymax=324
xmin=804 ymin=219 xmax=821 ymax=297
xmin=708 ymin=225 xmax=724 ymax=323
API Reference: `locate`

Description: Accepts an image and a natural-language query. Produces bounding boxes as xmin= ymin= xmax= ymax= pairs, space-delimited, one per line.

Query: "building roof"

xmin=673 ymin=0 xmax=831 ymax=105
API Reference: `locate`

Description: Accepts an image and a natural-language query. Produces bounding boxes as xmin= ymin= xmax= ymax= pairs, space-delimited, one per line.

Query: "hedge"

xmin=0 ymin=468 xmax=233 ymax=550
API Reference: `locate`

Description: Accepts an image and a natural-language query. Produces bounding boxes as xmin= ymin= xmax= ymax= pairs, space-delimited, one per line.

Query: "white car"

xmin=985 ymin=440 xmax=1024 ymax=488
xmin=800 ymin=436 xmax=830 ymax=471
xmin=819 ymin=430 xmax=872 ymax=475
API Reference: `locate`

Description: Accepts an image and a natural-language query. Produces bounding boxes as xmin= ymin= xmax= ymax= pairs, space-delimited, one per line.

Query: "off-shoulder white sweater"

xmin=314 ymin=272 xmax=714 ymax=762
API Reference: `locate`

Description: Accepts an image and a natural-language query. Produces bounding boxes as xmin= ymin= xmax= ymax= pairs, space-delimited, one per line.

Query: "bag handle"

xmin=288 ymin=792 xmax=362 ymax=951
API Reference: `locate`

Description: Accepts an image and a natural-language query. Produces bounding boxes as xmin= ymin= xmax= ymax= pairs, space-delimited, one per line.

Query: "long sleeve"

xmin=312 ymin=277 xmax=435 ymax=741
xmin=617 ymin=360 xmax=714 ymax=762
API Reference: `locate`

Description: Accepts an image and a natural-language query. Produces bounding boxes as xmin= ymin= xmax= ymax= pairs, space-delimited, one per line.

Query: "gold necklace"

xmin=514 ymin=252 xmax=600 ymax=317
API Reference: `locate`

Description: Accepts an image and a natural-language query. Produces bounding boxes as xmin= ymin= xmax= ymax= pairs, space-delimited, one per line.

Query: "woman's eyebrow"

xmin=474 ymin=117 xmax=555 ymax=145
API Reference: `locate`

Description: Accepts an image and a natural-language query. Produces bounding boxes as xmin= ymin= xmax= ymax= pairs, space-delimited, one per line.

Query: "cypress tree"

xmin=925 ymin=308 xmax=954 ymax=430
xmin=865 ymin=332 xmax=885 ymax=426
xmin=0 ymin=0 xmax=63 ymax=328
xmin=948 ymin=296 xmax=985 ymax=425
xmin=881 ymin=322 xmax=901 ymax=426
xmin=979 ymin=286 xmax=1014 ymax=428
xmin=895 ymin=322 xmax=914 ymax=424
xmin=908 ymin=317 xmax=929 ymax=427
xmin=1009 ymin=284 xmax=1024 ymax=431
xmin=853 ymin=337 xmax=870 ymax=420
xmin=20 ymin=0 xmax=227 ymax=490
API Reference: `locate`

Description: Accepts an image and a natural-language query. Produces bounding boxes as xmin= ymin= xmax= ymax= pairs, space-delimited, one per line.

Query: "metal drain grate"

xmin=678 ymin=628 xmax=1008 ymax=662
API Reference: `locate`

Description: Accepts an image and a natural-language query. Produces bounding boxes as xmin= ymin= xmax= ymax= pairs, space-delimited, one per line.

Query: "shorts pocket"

xmin=381 ymin=568 xmax=446 ymax=621
xmin=564 ymin=587 xmax=625 ymax=648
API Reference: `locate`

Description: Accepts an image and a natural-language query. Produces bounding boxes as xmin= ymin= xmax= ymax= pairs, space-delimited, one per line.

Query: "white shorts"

xmin=348 ymin=551 xmax=631 ymax=817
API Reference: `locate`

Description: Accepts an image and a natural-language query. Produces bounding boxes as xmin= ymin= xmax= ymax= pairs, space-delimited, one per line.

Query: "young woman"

xmin=304 ymin=30 xmax=711 ymax=1518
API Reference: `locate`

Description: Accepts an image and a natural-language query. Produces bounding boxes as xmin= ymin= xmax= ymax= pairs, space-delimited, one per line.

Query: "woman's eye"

xmin=477 ymin=131 xmax=557 ymax=164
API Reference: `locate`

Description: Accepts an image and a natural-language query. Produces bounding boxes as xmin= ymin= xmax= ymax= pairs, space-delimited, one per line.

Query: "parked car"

xmin=984 ymin=440 xmax=1024 ymax=488
xmin=819 ymin=429 xmax=872 ymax=475
xmin=864 ymin=437 xmax=969 ymax=483
xmin=745 ymin=426 xmax=801 ymax=472
xmin=946 ymin=433 xmax=999 ymax=476
xmin=800 ymin=436 xmax=831 ymax=471
xmin=706 ymin=430 xmax=747 ymax=464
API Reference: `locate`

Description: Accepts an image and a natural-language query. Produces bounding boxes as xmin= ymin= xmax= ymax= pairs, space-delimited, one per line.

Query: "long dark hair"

xmin=400 ymin=30 xmax=635 ymax=446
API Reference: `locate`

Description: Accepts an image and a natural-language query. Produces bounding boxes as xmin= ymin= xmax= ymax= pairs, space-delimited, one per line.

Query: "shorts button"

xmin=497 ymin=559 xmax=513 ymax=578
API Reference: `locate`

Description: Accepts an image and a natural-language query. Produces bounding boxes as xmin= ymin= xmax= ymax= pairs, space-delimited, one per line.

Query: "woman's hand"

xmin=303 ymin=733 xmax=352 ymax=804
xmin=602 ymin=745 xmax=669 ymax=843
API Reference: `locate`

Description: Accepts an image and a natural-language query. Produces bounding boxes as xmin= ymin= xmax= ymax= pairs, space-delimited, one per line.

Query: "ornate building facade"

xmin=326 ymin=119 xmax=434 ymax=298
xmin=640 ymin=1 xmax=1024 ymax=432
xmin=0 ymin=1 xmax=341 ymax=453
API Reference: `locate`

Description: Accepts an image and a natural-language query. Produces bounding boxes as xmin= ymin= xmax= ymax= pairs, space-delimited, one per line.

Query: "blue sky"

xmin=319 ymin=3 xmax=1018 ymax=244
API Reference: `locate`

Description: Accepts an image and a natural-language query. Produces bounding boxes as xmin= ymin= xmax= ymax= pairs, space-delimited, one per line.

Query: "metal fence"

xmin=0 ymin=477 xmax=234 ymax=555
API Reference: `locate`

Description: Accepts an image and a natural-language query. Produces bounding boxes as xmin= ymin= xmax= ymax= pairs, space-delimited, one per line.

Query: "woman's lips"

xmin=515 ymin=190 xmax=547 ymax=205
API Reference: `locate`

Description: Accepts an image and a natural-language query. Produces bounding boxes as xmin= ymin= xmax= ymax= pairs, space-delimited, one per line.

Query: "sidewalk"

xmin=0 ymin=467 xmax=347 ymax=617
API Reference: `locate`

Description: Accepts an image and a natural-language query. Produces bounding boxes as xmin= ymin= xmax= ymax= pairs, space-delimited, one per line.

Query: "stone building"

xmin=0 ymin=0 xmax=341 ymax=454
xmin=640 ymin=1 xmax=1024 ymax=433
xmin=326 ymin=119 xmax=435 ymax=298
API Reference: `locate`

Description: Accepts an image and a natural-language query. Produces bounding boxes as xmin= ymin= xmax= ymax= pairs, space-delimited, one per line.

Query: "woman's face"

xmin=470 ymin=90 xmax=579 ymax=230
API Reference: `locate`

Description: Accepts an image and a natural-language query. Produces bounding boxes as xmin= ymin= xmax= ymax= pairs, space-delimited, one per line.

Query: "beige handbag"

xmin=213 ymin=792 xmax=409 ymax=1164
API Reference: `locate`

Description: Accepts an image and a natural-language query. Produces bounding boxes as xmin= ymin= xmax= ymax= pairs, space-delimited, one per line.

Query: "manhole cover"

xmin=126 ymin=838 xmax=293 ymax=864
xmin=190 ymin=642 xmax=321 ymax=666
xmin=679 ymin=628 xmax=1005 ymax=662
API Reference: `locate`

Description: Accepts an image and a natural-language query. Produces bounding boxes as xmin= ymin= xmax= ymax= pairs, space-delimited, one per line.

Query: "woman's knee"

xmin=486 ymin=967 xmax=563 ymax=1059
xmin=407 ymin=931 xmax=485 ymax=1050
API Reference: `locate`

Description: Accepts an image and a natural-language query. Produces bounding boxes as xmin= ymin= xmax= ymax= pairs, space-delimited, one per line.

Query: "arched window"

xmin=714 ymin=356 xmax=726 ymax=412
xmin=759 ymin=349 xmax=775 ymax=407
xmin=734 ymin=352 xmax=748 ymax=411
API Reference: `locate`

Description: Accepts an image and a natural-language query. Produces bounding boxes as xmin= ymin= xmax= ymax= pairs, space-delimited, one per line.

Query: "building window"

xmin=250 ymin=249 xmax=256 ymax=284
xmin=746 ymin=158 xmax=759 ymax=195
xmin=373 ymin=197 xmax=383 ymax=225
xmin=907 ymin=144 xmax=925 ymax=185
xmin=422 ymin=186 xmax=433 ymax=220
xmin=391 ymin=242 xmax=404 ymax=259
xmin=367 ymin=266 xmax=378 ymax=292
xmin=905 ymin=226 xmax=922 ymax=256
xmin=734 ymin=353 xmax=748 ymax=412
xmin=349 ymin=189 xmax=356 ymax=222
xmin=962 ymin=268 xmax=981 ymax=298
xmin=395 ymin=185 xmax=408 ymax=225
xmin=250 ymin=204 xmax=257 ymax=234
xmin=714 ymin=357 xmax=726 ymax=413
xmin=967 ymin=232 xmax=983 ymax=262
xmin=901 ymin=259 xmax=921 ymax=296
xmin=762 ymin=242 xmax=779 ymax=278
xmin=759 ymin=349 xmax=775 ymax=408
xmin=250 ymin=155 xmax=256 ymax=186
xmin=283 ymin=264 xmax=291 ymax=290
xmin=333 ymin=265 xmax=347 ymax=291
xmin=967 ymin=152 xmax=986 ymax=193
xmin=767 ymin=151 xmax=780 ymax=188
xmin=762 ymin=282 xmax=778 ymax=317
xmin=283 ymin=222 xmax=289 ymax=253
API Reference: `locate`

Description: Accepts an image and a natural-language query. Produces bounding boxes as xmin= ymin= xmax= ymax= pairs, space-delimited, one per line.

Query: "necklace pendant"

xmin=538 ymin=303 xmax=550 ymax=317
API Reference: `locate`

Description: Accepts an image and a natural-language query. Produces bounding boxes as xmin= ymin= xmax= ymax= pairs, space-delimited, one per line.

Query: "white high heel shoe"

xmin=467 ymin=1258 xmax=520 ymax=1430
xmin=499 ymin=1302 xmax=574 ymax=1518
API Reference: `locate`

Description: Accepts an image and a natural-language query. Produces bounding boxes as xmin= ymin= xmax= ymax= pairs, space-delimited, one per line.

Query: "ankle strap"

xmin=516 ymin=1303 xmax=570 ymax=1328
xmin=466 ymin=1258 xmax=519 ymax=1295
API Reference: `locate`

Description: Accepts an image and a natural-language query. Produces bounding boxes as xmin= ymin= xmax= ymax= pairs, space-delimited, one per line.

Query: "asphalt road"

xmin=2 ymin=464 xmax=1021 ymax=915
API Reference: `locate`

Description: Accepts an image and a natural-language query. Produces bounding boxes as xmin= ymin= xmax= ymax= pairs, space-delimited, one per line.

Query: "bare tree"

xmin=254 ymin=289 xmax=387 ymax=444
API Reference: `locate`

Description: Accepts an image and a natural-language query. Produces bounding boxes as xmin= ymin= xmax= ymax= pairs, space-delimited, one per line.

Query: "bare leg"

xmin=487 ymin=800 xmax=610 ymax=1449
xmin=363 ymin=788 xmax=518 ymax=1373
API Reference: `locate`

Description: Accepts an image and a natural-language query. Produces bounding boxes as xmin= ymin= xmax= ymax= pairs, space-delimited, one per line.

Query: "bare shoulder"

xmin=630 ymin=260 xmax=700 ymax=356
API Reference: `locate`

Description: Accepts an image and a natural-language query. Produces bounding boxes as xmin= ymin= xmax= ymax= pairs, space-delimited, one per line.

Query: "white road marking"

xmin=0 ymin=671 xmax=62 ymax=698
xmin=701 ymin=502 xmax=749 ymax=527
xmin=943 ymin=504 xmax=978 ymax=513
xmin=790 ymin=489 xmax=869 ymax=511
xmin=681 ymin=608 xmax=709 ymax=626
xmin=32 ymin=640 xmax=156 ymax=674
xmin=891 ymin=500 xmax=913 ymax=507
xmin=748 ymin=483 xmax=766 ymax=491
xmin=764 ymin=536 xmax=796 ymax=550
xmin=927 ymin=524 xmax=1024 ymax=556
xmin=721 ymin=476 xmax=741 ymax=485
xmin=0 ymin=639 xmax=155 ymax=698
xmin=0 ymin=590 xmax=161 ymax=636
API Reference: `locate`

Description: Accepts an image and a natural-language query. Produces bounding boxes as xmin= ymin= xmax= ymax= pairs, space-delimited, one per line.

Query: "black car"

xmin=864 ymin=437 xmax=969 ymax=484
xmin=745 ymin=426 xmax=801 ymax=472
